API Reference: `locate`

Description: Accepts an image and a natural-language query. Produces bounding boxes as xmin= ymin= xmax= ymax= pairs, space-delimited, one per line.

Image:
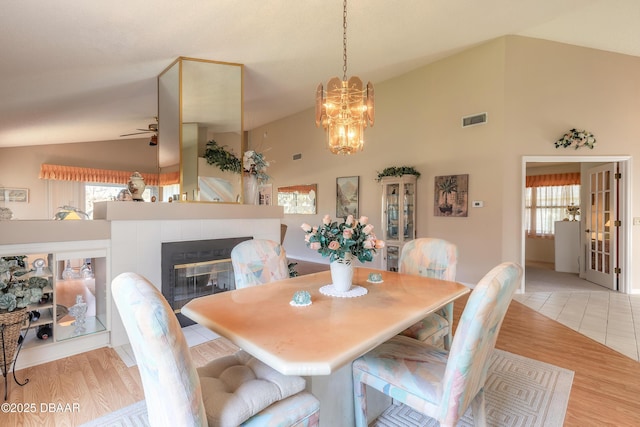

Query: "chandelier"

xmin=316 ymin=0 xmax=374 ymax=155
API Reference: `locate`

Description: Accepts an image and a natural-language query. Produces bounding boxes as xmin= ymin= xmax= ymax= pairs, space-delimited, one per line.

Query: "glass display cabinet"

xmin=380 ymin=175 xmax=417 ymax=271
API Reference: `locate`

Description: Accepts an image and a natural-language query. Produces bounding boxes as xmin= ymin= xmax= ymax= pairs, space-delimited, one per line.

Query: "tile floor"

xmin=514 ymin=264 xmax=640 ymax=362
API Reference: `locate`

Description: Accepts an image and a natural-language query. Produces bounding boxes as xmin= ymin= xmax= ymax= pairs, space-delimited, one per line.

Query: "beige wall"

xmin=250 ymin=36 xmax=640 ymax=290
xmin=2 ymin=36 xmax=639 ymax=291
xmin=0 ymin=138 xmax=156 ymax=220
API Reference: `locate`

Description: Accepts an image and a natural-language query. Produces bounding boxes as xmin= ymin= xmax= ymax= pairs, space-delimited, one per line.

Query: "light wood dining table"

xmin=182 ymin=266 xmax=470 ymax=426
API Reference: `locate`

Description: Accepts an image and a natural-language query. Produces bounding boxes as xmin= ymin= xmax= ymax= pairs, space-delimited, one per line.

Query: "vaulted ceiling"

xmin=1 ymin=0 xmax=638 ymax=148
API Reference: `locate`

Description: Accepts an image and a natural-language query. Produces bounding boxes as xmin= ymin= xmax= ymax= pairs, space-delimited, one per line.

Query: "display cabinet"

xmin=0 ymin=241 xmax=110 ymax=370
xmin=380 ymin=174 xmax=417 ymax=271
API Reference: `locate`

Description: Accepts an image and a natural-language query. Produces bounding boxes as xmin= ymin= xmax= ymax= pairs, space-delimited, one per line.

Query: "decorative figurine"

xmin=69 ymin=294 xmax=88 ymax=334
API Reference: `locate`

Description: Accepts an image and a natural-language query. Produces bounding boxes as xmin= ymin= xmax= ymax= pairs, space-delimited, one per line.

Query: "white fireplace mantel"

xmin=93 ymin=200 xmax=283 ymax=221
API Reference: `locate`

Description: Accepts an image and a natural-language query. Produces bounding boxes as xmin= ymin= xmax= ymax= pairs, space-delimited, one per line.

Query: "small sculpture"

xmin=290 ymin=290 xmax=312 ymax=306
xmin=69 ymin=294 xmax=88 ymax=334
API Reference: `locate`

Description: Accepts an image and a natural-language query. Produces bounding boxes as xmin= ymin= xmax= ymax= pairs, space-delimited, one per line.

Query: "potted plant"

xmin=301 ymin=215 xmax=384 ymax=293
xmin=376 ymin=166 xmax=421 ymax=182
xmin=0 ymin=256 xmax=48 ymax=376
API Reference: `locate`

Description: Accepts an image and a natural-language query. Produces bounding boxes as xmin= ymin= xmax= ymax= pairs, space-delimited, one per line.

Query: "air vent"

xmin=462 ymin=112 xmax=488 ymax=128
xmin=292 ymin=153 xmax=302 ymax=160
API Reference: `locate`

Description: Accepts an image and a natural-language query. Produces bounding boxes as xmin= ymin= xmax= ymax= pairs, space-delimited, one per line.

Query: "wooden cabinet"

xmin=380 ymin=175 xmax=417 ymax=271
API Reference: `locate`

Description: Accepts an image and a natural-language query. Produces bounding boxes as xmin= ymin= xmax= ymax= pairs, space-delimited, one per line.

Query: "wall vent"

xmin=462 ymin=112 xmax=488 ymax=128
xmin=293 ymin=153 xmax=302 ymax=160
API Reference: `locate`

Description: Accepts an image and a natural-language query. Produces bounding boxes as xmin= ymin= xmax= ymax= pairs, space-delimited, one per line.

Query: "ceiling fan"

xmin=120 ymin=117 xmax=158 ymax=146
xmin=119 ymin=121 xmax=158 ymax=137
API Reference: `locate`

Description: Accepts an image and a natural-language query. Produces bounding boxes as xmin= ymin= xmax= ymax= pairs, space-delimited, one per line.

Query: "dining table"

xmin=182 ymin=266 xmax=470 ymax=426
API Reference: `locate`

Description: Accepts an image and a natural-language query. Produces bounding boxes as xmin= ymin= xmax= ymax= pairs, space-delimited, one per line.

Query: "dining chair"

xmin=398 ymin=238 xmax=458 ymax=349
xmin=112 ymin=272 xmax=320 ymax=427
xmin=231 ymin=239 xmax=290 ymax=289
xmin=352 ymin=262 xmax=522 ymax=427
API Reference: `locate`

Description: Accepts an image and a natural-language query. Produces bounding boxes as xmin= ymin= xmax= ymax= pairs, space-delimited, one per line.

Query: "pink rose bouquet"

xmin=301 ymin=214 xmax=384 ymax=263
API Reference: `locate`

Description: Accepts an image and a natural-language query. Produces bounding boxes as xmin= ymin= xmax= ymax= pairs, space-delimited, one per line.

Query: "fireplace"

xmin=161 ymin=237 xmax=251 ymax=326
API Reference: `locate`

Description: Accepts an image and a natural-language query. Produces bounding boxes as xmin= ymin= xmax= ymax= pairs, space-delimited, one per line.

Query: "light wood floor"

xmin=5 ymin=264 xmax=640 ymax=426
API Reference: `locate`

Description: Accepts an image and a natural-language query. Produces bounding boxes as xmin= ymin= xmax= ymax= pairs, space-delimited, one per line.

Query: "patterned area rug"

xmin=374 ymin=349 xmax=574 ymax=427
xmin=81 ymin=349 xmax=573 ymax=427
xmin=78 ymin=400 xmax=148 ymax=427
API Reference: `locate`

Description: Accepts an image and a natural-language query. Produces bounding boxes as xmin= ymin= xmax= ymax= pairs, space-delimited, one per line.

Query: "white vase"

xmin=244 ymin=174 xmax=259 ymax=205
xmin=127 ymin=171 xmax=146 ymax=201
xmin=330 ymin=253 xmax=354 ymax=293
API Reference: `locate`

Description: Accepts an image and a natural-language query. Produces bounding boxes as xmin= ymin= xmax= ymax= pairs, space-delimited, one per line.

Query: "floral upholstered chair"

xmin=352 ymin=262 xmax=522 ymax=427
xmin=231 ymin=239 xmax=290 ymax=289
xmin=398 ymin=238 xmax=458 ymax=349
xmin=112 ymin=272 xmax=320 ymax=427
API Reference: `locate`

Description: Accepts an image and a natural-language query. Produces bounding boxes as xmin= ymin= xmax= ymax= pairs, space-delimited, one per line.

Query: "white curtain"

xmin=45 ymin=180 xmax=85 ymax=219
xmin=525 ymin=183 xmax=580 ymax=238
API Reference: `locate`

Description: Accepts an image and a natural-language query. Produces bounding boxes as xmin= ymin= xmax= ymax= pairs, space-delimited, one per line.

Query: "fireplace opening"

xmin=162 ymin=237 xmax=251 ymax=326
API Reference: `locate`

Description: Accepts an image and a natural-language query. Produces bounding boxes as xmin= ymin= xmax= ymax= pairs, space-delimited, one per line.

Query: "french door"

xmin=584 ymin=163 xmax=618 ymax=290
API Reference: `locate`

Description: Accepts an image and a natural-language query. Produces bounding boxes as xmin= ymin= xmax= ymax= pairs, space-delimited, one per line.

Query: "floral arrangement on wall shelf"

xmin=554 ymin=129 xmax=596 ymax=150
xmin=203 ymin=140 xmax=270 ymax=182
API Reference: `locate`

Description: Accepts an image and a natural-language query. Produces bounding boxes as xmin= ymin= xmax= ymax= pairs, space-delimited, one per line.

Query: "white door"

xmin=584 ymin=163 xmax=618 ymax=290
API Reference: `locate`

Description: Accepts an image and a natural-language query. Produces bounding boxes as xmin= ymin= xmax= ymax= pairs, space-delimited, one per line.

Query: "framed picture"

xmin=434 ymin=174 xmax=468 ymax=217
xmin=336 ymin=176 xmax=359 ymax=218
xmin=4 ymin=188 xmax=29 ymax=203
xmin=258 ymin=184 xmax=273 ymax=206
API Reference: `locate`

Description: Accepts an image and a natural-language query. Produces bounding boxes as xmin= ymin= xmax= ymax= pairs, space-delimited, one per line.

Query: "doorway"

xmin=521 ymin=155 xmax=631 ymax=294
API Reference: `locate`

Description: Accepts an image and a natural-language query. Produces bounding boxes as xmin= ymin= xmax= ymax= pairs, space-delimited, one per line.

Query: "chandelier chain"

xmin=343 ymin=0 xmax=348 ymax=81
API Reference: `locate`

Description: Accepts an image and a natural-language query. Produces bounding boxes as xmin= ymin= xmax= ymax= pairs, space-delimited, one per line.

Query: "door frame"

xmin=521 ymin=155 xmax=632 ymax=294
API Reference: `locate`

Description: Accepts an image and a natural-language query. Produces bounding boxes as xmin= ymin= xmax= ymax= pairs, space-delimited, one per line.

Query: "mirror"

xmin=277 ymin=184 xmax=318 ymax=214
xmin=158 ymin=57 xmax=243 ymax=203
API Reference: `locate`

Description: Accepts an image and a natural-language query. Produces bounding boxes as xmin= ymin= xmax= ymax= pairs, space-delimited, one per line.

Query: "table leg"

xmin=305 ymin=363 xmax=391 ymax=426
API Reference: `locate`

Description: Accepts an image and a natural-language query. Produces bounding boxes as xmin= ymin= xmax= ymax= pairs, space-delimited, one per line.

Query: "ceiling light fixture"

xmin=316 ymin=0 xmax=374 ymax=155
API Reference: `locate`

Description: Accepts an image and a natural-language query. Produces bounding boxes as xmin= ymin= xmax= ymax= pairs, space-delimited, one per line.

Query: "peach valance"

xmin=526 ymin=172 xmax=580 ymax=188
xmin=39 ymin=164 xmax=179 ymax=186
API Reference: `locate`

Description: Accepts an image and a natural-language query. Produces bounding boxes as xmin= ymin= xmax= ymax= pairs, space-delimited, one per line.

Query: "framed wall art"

xmin=336 ymin=176 xmax=359 ymax=218
xmin=3 ymin=187 xmax=29 ymax=203
xmin=434 ymin=174 xmax=468 ymax=217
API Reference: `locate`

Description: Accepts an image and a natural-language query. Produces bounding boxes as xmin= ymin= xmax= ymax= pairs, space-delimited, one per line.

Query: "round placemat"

xmin=319 ymin=284 xmax=368 ymax=298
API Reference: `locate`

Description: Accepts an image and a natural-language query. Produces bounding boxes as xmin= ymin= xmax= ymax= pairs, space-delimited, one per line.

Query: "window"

xmin=525 ymin=173 xmax=580 ymax=238
xmin=85 ymin=184 xmax=158 ymax=218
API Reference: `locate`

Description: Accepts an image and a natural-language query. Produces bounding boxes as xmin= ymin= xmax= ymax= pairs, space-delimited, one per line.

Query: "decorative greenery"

xmin=203 ymin=139 xmax=271 ymax=183
xmin=203 ymin=140 xmax=242 ymax=174
xmin=0 ymin=256 xmax=48 ymax=312
xmin=554 ymin=129 xmax=596 ymax=150
xmin=301 ymin=214 xmax=384 ymax=263
xmin=376 ymin=166 xmax=421 ymax=182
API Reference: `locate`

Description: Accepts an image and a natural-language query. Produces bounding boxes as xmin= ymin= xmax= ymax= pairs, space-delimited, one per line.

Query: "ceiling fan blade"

xmin=119 ymin=131 xmax=153 ymax=137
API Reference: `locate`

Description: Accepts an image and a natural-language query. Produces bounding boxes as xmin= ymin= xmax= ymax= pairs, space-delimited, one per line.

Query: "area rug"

xmin=373 ymin=349 xmax=574 ymax=427
xmin=81 ymin=349 xmax=573 ymax=427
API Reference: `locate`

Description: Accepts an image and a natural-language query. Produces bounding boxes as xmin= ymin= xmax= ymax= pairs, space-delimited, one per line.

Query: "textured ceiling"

xmin=1 ymin=0 xmax=639 ymax=148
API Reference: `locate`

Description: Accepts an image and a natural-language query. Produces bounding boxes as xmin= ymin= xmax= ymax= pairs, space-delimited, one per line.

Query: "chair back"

xmin=438 ymin=262 xmax=522 ymax=424
xmin=231 ymin=239 xmax=289 ymax=289
xmin=112 ymin=272 xmax=207 ymax=427
xmin=399 ymin=238 xmax=458 ymax=280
